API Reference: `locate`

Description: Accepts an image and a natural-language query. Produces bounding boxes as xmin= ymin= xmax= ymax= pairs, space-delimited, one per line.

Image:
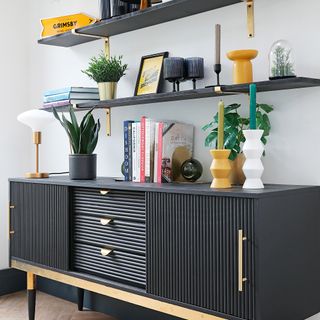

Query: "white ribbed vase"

xmin=242 ymin=129 xmax=264 ymax=189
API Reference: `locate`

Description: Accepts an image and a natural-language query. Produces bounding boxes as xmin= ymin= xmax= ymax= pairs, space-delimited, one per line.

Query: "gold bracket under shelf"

xmin=246 ymin=0 xmax=254 ymax=38
xmin=72 ymin=29 xmax=112 ymax=136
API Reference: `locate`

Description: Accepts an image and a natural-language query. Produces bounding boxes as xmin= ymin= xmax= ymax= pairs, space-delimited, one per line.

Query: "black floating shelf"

xmin=47 ymin=78 xmax=320 ymax=112
xmin=38 ymin=0 xmax=241 ymax=47
xmin=38 ymin=31 xmax=97 ymax=47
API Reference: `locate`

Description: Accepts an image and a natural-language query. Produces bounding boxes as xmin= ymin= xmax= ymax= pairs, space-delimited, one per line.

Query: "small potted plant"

xmin=53 ymin=107 xmax=101 ymax=180
xmin=82 ymin=53 xmax=128 ymax=101
xmin=202 ymin=102 xmax=273 ymax=185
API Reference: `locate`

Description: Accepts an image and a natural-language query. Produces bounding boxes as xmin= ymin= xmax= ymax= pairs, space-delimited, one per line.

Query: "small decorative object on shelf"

xmin=163 ymin=57 xmax=185 ymax=92
xmin=214 ymin=24 xmax=222 ymax=86
xmin=100 ymin=0 xmax=111 ymax=20
xmin=82 ymin=53 xmax=128 ymax=101
xmin=40 ymin=13 xmax=96 ymax=38
xmin=111 ymin=0 xmax=127 ymax=16
xmin=140 ymin=0 xmax=151 ymax=9
xmin=210 ymin=100 xmax=232 ymax=189
xmin=17 ymin=110 xmax=55 ymax=179
xmin=269 ymin=40 xmax=296 ymax=80
xmin=53 ymin=107 xmax=101 ymax=180
xmin=227 ymin=49 xmax=258 ymax=84
xmin=135 ymin=52 xmax=168 ymax=95
xmin=202 ymin=100 xmax=273 ymax=185
xmin=242 ymin=84 xmax=264 ymax=189
xmin=185 ymin=57 xmax=204 ymax=90
xmin=181 ymin=158 xmax=203 ymax=182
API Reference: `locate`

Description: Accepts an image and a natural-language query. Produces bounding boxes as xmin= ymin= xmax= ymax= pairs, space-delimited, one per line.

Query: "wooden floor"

xmin=0 ymin=291 xmax=116 ymax=320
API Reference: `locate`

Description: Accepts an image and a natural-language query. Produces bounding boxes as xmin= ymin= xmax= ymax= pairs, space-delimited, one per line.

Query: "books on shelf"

xmin=42 ymin=87 xmax=99 ymax=109
xmin=123 ymin=117 xmax=194 ymax=184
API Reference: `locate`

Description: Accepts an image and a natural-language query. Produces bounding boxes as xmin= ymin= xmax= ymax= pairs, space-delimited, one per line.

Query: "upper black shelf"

xmin=38 ymin=0 xmax=242 ymax=47
xmin=45 ymin=78 xmax=320 ymax=112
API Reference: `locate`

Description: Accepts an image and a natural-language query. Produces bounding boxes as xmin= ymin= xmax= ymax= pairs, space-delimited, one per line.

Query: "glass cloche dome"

xmin=269 ymin=40 xmax=296 ymax=80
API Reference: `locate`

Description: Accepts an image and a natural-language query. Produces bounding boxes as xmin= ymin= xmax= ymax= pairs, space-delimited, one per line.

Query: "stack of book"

xmin=42 ymin=87 xmax=100 ymax=110
xmin=124 ymin=117 xmax=194 ymax=183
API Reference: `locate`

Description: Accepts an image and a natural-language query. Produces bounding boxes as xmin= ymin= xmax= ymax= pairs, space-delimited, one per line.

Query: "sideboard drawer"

xmin=74 ymin=242 xmax=146 ymax=288
xmin=73 ymin=188 xmax=146 ymax=222
xmin=74 ymin=215 xmax=145 ymax=254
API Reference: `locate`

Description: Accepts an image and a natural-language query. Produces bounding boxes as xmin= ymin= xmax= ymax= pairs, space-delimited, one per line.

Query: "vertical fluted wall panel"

xmin=10 ymin=182 xmax=69 ymax=270
xmin=147 ymin=192 xmax=255 ymax=320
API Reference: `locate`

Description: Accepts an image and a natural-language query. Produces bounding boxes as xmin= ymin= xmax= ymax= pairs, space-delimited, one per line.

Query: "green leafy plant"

xmin=82 ymin=53 xmax=128 ymax=83
xmin=53 ymin=107 xmax=101 ymax=154
xmin=202 ymin=103 xmax=273 ymax=160
xmin=271 ymin=46 xmax=295 ymax=78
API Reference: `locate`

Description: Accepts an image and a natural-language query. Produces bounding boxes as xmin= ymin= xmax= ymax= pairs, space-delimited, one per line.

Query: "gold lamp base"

xmin=25 ymin=172 xmax=49 ymax=179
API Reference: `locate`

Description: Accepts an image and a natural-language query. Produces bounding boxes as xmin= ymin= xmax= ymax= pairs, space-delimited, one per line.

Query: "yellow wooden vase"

xmin=227 ymin=50 xmax=258 ymax=84
xmin=210 ymin=149 xmax=232 ymax=189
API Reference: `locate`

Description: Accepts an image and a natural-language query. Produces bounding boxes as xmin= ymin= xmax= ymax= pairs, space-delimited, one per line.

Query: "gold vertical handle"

xmin=238 ymin=229 xmax=247 ymax=292
xmin=8 ymin=204 xmax=15 ymax=239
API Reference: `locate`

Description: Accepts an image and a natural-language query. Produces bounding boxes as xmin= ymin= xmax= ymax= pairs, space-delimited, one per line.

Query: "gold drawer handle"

xmin=238 ymin=229 xmax=247 ymax=292
xmin=100 ymin=190 xmax=110 ymax=195
xmin=100 ymin=248 xmax=113 ymax=256
xmin=100 ymin=218 xmax=112 ymax=226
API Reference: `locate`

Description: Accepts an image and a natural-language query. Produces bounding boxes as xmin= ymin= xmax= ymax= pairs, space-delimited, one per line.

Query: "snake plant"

xmin=53 ymin=107 xmax=101 ymax=154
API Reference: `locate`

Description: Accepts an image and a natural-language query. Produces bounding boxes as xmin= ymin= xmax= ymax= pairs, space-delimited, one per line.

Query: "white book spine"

xmin=153 ymin=123 xmax=159 ymax=183
xmin=136 ymin=123 xmax=141 ymax=183
xmin=132 ymin=123 xmax=137 ymax=182
xmin=145 ymin=118 xmax=151 ymax=182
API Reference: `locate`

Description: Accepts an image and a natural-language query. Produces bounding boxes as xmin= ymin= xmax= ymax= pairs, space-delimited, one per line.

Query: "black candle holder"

xmin=185 ymin=57 xmax=204 ymax=90
xmin=214 ymin=63 xmax=222 ymax=86
xmin=163 ymin=57 xmax=185 ymax=92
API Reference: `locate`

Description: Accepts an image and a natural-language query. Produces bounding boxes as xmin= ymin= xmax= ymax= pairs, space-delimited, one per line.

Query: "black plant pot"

xmin=69 ymin=154 xmax=97 ymax=180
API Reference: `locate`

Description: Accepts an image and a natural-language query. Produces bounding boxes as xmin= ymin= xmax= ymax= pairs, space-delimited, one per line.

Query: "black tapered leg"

xmin=77 ymin=288 xmax=84 ymax=311
xmin=27 ymin=272 xmax=36 ymax=320
xmin=28 ymin=290 xmax=36 ymax=320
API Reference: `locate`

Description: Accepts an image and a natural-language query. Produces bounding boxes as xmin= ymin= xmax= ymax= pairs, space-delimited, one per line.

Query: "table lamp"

xmin=17 ymin=109 xmax=55 ymax=179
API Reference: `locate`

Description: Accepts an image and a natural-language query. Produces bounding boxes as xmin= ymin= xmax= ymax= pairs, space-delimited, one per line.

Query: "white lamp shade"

xmin=17 ymin=109 xmax=55 ymax=132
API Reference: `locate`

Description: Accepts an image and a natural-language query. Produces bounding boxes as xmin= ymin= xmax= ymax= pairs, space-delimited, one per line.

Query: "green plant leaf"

xmin=225 ymin=103 xmax=241 ymax=114
xmin=205 ymin=130 xmax=218 ymax=148
xmin=258 ymin=103 xmax=274 ymax=113
xmin=202 ymin=122 xmax=214 ymax=131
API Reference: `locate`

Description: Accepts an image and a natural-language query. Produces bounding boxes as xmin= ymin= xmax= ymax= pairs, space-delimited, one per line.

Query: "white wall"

xmin=4 ymin=0 xmax=320 ymax=318
xmin=0 ymin=0 xmax=32 ymax=269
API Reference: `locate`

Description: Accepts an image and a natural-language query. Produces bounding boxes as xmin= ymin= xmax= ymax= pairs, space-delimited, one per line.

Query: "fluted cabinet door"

xmin=10 ymin=182 xmax=70 ymax=270
xmin=147 ymin=192 xmax=255 ymax=320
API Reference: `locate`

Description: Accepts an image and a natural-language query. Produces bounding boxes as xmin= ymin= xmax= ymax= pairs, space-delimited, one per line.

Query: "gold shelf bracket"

xmin=72 ymin=30 xmax=112 ymax=137
xmin=246 ymin=0 xmax=255 ymax=38
xmin=106 ymin=108 xmax=111 ymax=137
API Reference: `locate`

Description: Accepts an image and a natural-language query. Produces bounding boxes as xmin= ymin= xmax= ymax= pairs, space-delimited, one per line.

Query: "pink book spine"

xmin=140 ymin=116 xmax=146 ymax=183
xmin=157 ymin=122 xmax=164 ymax=184
xmin=43 ymin=100 xmax=70 ymax=108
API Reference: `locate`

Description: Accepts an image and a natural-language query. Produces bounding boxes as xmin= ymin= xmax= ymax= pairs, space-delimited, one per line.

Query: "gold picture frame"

xmin=134 ymin=52 xmax=169 ymax=96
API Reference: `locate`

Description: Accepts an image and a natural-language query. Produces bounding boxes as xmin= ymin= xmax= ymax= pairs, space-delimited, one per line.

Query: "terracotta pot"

xmin=210 ymin=149 xmax=232 ymax=189
xmin=227 ymin=49 xmax=258 ymax=84
xmin=229 ymin=153 xmax=246 ymax=186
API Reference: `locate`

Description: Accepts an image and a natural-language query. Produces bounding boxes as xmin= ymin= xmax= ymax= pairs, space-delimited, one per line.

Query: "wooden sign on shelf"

xmin=41 ymin=13 xmax=96 ymax=38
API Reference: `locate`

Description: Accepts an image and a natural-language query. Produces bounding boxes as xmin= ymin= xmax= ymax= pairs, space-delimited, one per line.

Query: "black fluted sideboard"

xmin=8 ymin=177 xmax=320 ymax=320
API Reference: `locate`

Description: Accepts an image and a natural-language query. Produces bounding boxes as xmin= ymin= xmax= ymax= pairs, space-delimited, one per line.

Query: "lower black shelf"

xmin=44 ymin=77 xmax=320 ymax=112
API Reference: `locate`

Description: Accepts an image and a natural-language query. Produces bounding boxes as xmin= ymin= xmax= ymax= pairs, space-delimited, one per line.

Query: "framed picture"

xmin=134 ymin=52 xmax=169 ymax=96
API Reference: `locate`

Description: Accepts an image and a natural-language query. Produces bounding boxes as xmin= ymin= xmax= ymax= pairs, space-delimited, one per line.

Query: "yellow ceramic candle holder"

xmin=210 ymin=149 xmax=232 ymax=189
xmin=227 ymin=49 xmax=258 ymax=84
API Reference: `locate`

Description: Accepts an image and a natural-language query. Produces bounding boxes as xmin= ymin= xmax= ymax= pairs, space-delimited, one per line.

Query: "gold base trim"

xmin=11 ymin=260 xmax=224 ymax=320
xmin=25 ymin=172 xmax=49 ymax=179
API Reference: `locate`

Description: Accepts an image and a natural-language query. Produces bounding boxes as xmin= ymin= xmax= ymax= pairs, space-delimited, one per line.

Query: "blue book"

xmin=44 ymin=91 xmax=99 ymax=103
xmin=44 ymin=87 xmax=98 ymax=97
xmin=124 ymin=121 xmax=134 ymax=181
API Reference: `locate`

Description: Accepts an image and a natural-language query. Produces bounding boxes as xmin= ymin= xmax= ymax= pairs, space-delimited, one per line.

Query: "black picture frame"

xmin=134 ymin=52 xmax=169 ymax=96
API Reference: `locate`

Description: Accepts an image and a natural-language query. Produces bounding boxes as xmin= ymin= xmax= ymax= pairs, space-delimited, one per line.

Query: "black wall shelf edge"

xmin=37 ymin=0 xmax=242 ymax=47
xmin=43 ymin=77 xmax=320 ymax=112
xmin=38 ymin=31 xmax=97 ymax=47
